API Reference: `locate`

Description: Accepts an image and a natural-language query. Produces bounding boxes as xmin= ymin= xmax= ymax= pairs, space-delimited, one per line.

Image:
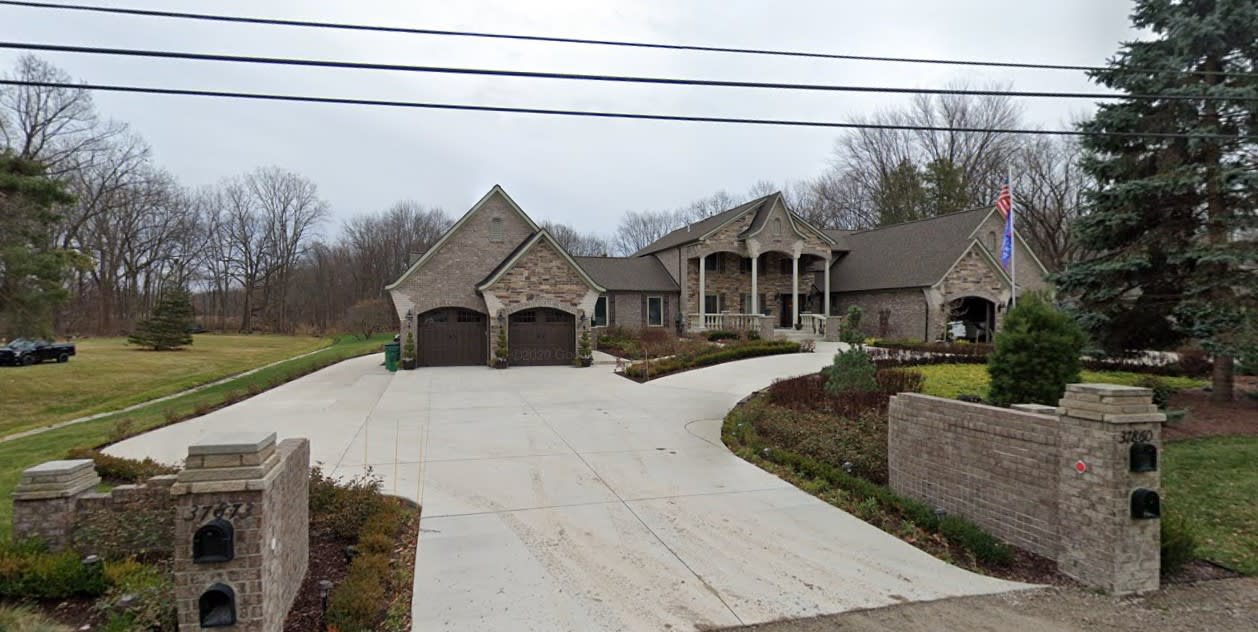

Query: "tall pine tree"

xmin=128 ymin=286 xmax=195 ymax=350
xmin=1057 ymin=0 xmax=1257 ymax=402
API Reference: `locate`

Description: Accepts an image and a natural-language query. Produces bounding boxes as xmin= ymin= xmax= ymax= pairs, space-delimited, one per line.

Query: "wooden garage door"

xmin=417 ymin=308 xmax=487 ymax=366
xmin=508 ymin=308 xmax=574 ymax=366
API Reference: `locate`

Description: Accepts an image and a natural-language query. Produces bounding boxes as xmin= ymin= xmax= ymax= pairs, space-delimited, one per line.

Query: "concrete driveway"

xmin=109 ymin=344 xmax=1027 ymax=631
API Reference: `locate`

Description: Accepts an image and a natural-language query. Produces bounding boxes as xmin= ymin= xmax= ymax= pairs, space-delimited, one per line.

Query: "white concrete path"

xmin=109 ymin=344 xmax=1028 ymax=631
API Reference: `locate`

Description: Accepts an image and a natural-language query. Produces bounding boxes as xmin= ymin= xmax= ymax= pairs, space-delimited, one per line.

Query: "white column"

xmin=698 ymin=253 xmax=706 ymax=329
xmin=824 ymin=255 xmax=831 ymax=316
xmin=750 ymin=255 xmax=758 ymax=315
xmin=791 ymin=254 xmax=800 ymax=327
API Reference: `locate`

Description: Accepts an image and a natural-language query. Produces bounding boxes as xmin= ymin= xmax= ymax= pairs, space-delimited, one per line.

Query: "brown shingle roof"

xmin=631 ymin=196 xmax=770 ymax=256
xmin=829 ymin=208 xmax=989 ymax=292
xmin=573 ymin=256 xmax=679 ymax=292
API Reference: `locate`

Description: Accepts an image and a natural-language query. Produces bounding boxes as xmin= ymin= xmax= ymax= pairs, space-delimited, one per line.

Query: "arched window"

xmin=489 ymin=217 xmax=504 ymax=242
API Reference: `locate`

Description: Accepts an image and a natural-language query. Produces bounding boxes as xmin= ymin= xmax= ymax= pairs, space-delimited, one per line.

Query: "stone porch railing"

xmin=688 ymin=313 xmax=764 ymax=332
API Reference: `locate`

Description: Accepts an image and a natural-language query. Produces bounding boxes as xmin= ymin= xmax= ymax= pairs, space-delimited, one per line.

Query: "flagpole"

xmin=1008 ymin=166 xmax=1017 ymax=308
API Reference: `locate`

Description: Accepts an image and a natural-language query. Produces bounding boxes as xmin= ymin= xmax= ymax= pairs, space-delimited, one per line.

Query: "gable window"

xmin=772 ymin=218 xmax=783 ymax=236
xmin=647 ymin=296 xmax=664 ymax=327
xmin=593 ymin=295 xmax=608 ymax=327
xmin=489 ymin=217 xmax=505 ymax=242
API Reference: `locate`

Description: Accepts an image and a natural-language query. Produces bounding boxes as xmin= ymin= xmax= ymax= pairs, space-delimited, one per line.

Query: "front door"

xmin=779 ymin=295 xmax=794 ymax=328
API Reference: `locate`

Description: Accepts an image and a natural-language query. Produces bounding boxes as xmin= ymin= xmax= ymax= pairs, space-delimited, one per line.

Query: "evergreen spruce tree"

xmin=987 ymin=294 xmax=1086 ymax=408
xmin=128 ymin=286 xmax=195 ymax=350
xmin=1056 ymin=0 xmax=1257 ymax=401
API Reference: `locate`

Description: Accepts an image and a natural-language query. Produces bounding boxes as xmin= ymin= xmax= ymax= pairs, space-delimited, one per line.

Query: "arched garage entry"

xmin=509 ymin=308 xmax=575 ymax=366
xmin=946 ymin=296 xmax=997 ymax=342
xmin=417 ymin=308 xmax=487 ymax=366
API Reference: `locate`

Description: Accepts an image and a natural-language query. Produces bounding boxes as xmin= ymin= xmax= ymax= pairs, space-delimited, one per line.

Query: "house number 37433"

xmin=183 ymin=502 xmax=252 ymax=522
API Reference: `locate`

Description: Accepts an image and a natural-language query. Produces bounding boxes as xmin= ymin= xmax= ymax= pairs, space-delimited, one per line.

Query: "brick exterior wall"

xmin=388 ymin=190 xmax=535 ymax=323
xmin=605 ymin=292 xmax=677 ymax=329
xmin=11 ymin=495 xmax=78 ymax=551
xmin=888 ymin=393 xmax=1060 ymax=558
xmin=832 ymin=288 xmax=929 ymax=341
xmin=686 ymin=252 xmax=826 ymax=316
xmin=889 ymin=387 xmax=1165 ymax=594
xmin=71 ymin=474 xmax=179 ymax=559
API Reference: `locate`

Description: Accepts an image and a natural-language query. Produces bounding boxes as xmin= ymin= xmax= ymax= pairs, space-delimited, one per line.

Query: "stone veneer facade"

xmin=889 ymin=384 xmax=1165 ymax=594
xmin=482 ymin=238 xmax=600 ymax=360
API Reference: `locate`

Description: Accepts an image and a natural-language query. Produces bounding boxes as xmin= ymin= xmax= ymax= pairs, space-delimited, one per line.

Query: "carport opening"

xmin=945 ymin=296 xmax=996 ymax=342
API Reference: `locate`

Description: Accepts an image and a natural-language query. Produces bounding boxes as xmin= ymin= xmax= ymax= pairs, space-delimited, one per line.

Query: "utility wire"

xmin=1 ymin=0 xmax=1253 ymax=79
xmin=2 ymin=42 xmax=1251 ymax=103
xmin=1 ymin=79 xmax=1251 ymax=141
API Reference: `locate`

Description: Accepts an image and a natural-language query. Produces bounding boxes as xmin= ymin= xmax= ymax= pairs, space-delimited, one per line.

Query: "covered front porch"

xmin=685 ymin=247 xmax=831 ymax=335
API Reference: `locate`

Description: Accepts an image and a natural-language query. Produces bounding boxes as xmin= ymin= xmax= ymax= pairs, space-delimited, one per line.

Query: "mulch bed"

xmin=1164 ymin=376 xmax=1258 ymax=441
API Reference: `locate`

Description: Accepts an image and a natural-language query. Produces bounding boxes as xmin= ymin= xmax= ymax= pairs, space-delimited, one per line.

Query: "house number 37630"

xmin=184 ymin=502 xmax=252 ymax=522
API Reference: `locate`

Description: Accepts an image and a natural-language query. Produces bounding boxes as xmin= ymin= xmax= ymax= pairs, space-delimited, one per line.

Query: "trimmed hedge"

xmin=624 ymin=340 xmax=800 ymax=380
xmin=64 ymin=448 xmax=178 ymax=483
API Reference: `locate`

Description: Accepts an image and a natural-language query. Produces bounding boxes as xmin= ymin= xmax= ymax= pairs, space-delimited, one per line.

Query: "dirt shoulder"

xmin=722 ymin=578 xmax=1258 ymax=632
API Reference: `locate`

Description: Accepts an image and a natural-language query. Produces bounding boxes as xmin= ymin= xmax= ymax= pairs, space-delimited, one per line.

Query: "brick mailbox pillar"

xmin=1056 ymin=384 xmax=1166 ymax=595
xmin=11 ymin=459 xmax=100 ymax=551
xmin=823 ymin=316 xmax=843 ymax=342
xmin=171 ymin=432 xmax=309 ymax=632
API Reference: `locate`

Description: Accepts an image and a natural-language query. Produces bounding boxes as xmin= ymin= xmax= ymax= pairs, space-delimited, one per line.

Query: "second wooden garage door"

xmin=417 ymin=308 xmax=487 ymax=366
xmin=508 ymin=308 xmax=574 ymax=366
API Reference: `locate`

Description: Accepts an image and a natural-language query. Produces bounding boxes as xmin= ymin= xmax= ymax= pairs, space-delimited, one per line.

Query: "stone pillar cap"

xmin=21 ymin=459 xmax=95 ymax=479
xmin=188 ymin=432 xmax=277 ymax=456
xmin=1065 ymin=383 xmax=1153 ymax=397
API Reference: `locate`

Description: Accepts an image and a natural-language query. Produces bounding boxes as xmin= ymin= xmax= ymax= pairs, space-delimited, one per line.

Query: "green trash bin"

xmin=384 ymin=341 xmax=400 ymax=372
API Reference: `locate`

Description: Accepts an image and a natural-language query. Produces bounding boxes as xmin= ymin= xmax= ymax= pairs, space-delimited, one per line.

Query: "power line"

xmin=2 ymin=79 xmax=1251 ymax=141
xmin=3 ymin=41 xmax=1251 ymax=103
xmin=1 ymin=0 xmax=1253 ymax=79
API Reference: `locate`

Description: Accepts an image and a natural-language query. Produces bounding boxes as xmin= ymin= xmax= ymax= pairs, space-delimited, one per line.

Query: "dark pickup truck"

xmin=0 ymin=338 xmax=76 ymax=366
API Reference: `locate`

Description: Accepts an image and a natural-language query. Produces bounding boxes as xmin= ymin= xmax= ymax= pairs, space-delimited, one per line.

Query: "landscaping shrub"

xmin=310 ymin=466 xmax=389 ymax=540
xmin=823 ymin=346 xmax=877 ymax=395
xmin=705 ymin=330 xmax=738 ymax=342
xmin=839 ymin=306 xmax=866 ymax=345
xmin=1160 ymin=510 xmax=1198 ymax=576
xmin=1172 ymin=347 xmax=1213 ymax=378
xmin=1136 ymin=375 xmax=1178 ymax=410
xmin=743 ymin=399 xmax=889 ymax=484
xmin=0 ymin=540 xmax=107 ymax=599
xmin=623 ymin=340 xmax=799 ymax=380
xmin=987 ymin=293 xmax=1086 ymax=407
xmin=95 ymin=559 xmax=176 ymax=631
xmin=874 ymin=368 xmax=925 ymax=394
xmin=0 ymin=604 xmax=70 ymax=632
xmin=799 ymin=339 xmax=816 ymax=353
xmin=64 ymin=448 xmax=178 ymax=483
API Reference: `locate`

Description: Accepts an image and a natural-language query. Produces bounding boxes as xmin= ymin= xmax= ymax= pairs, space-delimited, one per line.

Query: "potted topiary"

xmin=493 ymin=327 xmax=509 ymax=369
xmin=401 ymin=331 xmax=417 ymax=370
xmin=575 ymin=330 xmax=593 ymax=367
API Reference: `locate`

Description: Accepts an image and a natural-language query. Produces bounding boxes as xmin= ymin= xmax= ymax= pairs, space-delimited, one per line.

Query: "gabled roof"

xmin=829 ymin=208 xmax=990 ymax=292
xmin=631 ymin=196 xmax=771 ymax=256
xmin=476 ymin=230 xmax=607 ymax=293
xmin=824 ymin=229 xmax=854 ymax=251
xmin=737 ymin=193 xmax=837 ymax=247
xmin=573 ymin=256 xmax=679 ymax=292
xmin=385 ymin=185 xmax=539 ymax=291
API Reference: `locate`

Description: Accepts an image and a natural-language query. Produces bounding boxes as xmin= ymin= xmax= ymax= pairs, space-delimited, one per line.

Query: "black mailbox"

xmin=199 ymin=583 xmax=236 ymax=628
xmin=193 ymin=518 xmax=235 ymax=564
xmin=1131 ymin=488 xmax=1161 ymax=519
xmin=1130 ymin=442 xmax=1158 ymax=473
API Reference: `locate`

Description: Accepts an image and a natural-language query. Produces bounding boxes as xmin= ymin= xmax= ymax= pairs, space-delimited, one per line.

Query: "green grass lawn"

xmin=1163 ymin=437 xmax=1258 ymax=575
xmin=915 ymin=363 xmax=1206 ymax=400
xmin=0 ymin=334 xmax=331 ymax=438
xmin=0 ymin=334 xmax=387 ymax=539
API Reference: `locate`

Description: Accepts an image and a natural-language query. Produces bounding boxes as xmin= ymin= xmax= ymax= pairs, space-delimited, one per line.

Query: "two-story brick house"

xmin=385 ymin=185 xmax=1048 ymax=366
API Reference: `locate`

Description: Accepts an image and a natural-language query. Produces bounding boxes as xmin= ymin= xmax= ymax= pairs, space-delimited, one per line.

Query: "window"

xmin=593 ymin=295 xmax=608 ymax=327
xmin=772 ymin=218 xmax=783 ymax=236
xmin=704 ymin=294 xmax=721 ymax=314
xmin=741 ymin=293 xmax=766 ymax=314
xmin=739 ymin=257 xmax=752 ymax=274
xmin=704 ymin=255 xmax=724 ymax=273
xmin=510 ymin=310 xmax=536 ymax=323
xmin=456 ymin=310 xmax=483 ymax=323
xmin=489 ymin=217 xmax=504 ymax=242
xmin=545 ymin=310 xmax=569 ymax=323
xmin=647 ymin=296 xmax=664 ymax=327
xmin=779 ymin=257 xmax=792 ymax=275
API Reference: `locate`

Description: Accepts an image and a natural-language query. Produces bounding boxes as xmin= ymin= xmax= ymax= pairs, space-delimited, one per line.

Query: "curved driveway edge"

xmin=108 ymin=344 xmax=1032 ymax=631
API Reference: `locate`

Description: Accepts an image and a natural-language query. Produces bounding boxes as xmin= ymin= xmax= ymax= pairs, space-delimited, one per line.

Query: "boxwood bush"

xmin=624 ymin=340 xmax=800 ymax=380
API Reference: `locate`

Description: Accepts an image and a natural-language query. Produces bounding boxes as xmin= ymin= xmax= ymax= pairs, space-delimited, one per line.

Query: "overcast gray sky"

xmin=1 ymin=0 xmax=1138 ymax=237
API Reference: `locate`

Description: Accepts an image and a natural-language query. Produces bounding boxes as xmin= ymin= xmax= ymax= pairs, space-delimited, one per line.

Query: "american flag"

xmin=995 ymin=183 xmax=1012 ymax=220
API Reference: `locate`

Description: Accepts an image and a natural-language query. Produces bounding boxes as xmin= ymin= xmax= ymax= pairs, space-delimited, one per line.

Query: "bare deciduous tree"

xmin=541 ymin=220 xmax=610 ymax=256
